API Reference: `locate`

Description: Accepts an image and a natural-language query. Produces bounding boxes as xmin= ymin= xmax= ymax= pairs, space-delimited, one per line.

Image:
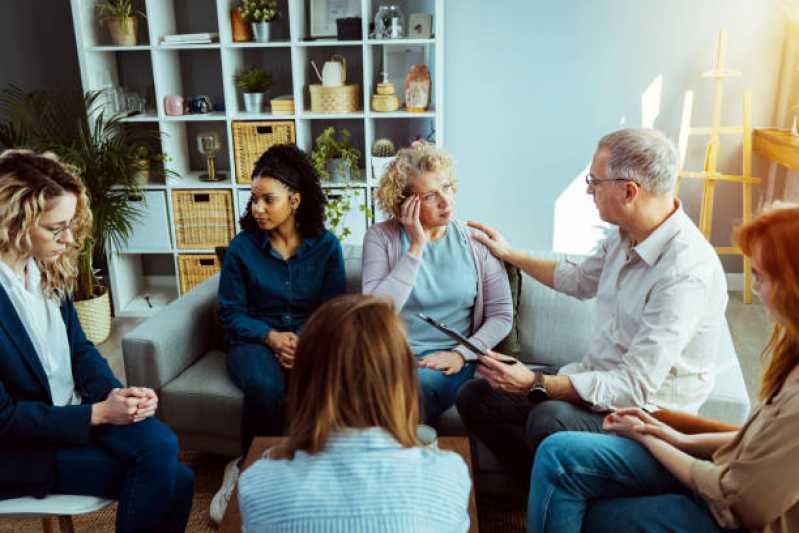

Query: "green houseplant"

xmin=0 ymin=85 xmax=173 ymax=340
xmin=235 ymin=66 xmax=272 ymax=113
xmin=95 ymin=0 xmax=146 ymax=46
xmin=310 ymin=126 xmax=370 ymax=240
xmin=311 ymin=126 xmax=360 ymax=182
xmin=240 ymin=0 xmax=281 ymax=42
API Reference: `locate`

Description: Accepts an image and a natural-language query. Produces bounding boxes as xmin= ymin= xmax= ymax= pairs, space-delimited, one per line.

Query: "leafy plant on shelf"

xmin=240 ymin=0 xmax=281 ymax=23
xmin=0 ymin=85 xmax=175 ymax=301
xmin=95 ymin=0 xmax=146 ymax=30
xmin=311 ymin=126 xmax=371 ymax=240
xmin=311 ymin=126 xmax=360 ymax=181
xmin=235 ymin=66 xmax=273 ymax=93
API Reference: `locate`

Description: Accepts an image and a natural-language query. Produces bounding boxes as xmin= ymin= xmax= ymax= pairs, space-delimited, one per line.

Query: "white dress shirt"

xmin=554 ymin=202 xmax=728 ymax=414
xmin=0 ymin=258 xmax=80 ymax=406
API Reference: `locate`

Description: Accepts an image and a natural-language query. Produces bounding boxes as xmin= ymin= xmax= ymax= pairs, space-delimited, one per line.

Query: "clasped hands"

xmin=266 ymin=330 xmax=298 ymax=369
xmin=603 ymin=408 xmax=686 ymax=447
xmin=91 ymin=387 xmax=158 ymax=426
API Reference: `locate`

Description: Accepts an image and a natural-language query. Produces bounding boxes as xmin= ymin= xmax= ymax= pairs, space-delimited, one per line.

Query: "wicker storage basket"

xmin=178 ymin=254 xmax=221 ymax=295
xmin=309 ymin=84 xmax=360 ymax=114
xmin=74 ymin=286 xmax=111 ymax=344
xmin=232 ymin=121 xmax=296 ymax=184
xmin=172 ymin=190 xmax=235 ymax=249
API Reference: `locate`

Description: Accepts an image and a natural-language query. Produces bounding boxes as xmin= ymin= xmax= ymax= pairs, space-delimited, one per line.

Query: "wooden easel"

xmin=674 ymin=28 xmax=761 ymax=303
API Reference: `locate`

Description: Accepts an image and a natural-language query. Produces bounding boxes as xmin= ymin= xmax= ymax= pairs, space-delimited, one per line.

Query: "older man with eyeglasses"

xmin=457 ymin=128 xmax=728 ymax=491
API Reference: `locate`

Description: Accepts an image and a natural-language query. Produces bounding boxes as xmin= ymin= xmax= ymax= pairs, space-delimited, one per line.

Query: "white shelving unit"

xmin=69 ymin=0 xmax=443 ymax=317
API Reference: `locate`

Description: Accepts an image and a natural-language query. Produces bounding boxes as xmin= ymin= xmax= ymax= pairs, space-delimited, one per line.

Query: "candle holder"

xmin=197 ymin=131 xmax=226 ymax=182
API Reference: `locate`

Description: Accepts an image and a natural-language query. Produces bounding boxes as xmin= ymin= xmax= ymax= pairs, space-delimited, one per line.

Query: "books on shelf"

xmin=160 ymin=33 xmax=218 ymax=45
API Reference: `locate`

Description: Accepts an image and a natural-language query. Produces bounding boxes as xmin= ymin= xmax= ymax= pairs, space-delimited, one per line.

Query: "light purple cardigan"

xmin=362 ymin=220 xmax=513 ymax=361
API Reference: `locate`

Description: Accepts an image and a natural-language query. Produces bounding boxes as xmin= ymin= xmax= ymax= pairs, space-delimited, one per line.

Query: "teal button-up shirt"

xmin=218 ymin=229 xmax=345 ymax=345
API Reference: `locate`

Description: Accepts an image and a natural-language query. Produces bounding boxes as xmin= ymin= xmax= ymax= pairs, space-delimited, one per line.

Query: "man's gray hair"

xmin=597 ymin=128 xmax=678 ymax=196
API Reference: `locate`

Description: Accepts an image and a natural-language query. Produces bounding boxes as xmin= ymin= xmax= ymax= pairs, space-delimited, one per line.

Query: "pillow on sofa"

xmin=492 ymin=263 xmax=522 ymax=359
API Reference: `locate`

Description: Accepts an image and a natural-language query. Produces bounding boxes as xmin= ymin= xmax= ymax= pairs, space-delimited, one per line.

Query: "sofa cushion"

xmin=160 ymin=350 xmax=243 ymax=439
xmin=493 ymin=264 xmax=522 ymax=358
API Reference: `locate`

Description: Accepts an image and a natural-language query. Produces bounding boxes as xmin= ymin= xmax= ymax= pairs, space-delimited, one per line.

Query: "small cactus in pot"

xmin=372 ymin=138 xmax=396 ymax=157
xmin=371 ymin=138 xmax=396 ymax=180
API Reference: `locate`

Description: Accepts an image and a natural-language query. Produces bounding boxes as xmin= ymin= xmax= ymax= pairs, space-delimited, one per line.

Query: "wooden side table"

xmin=753 ymin=128 xmax=799 ymax=173
xmin=220 ymin=436 xmax=479 ymax=532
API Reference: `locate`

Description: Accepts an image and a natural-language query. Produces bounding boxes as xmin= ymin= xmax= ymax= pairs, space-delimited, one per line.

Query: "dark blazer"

xmin=0 ymin=284 xmax=121 ymax=499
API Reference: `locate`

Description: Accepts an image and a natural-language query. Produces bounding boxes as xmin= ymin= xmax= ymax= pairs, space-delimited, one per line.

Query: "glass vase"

xmin=374 ymin=5 xmax=405 ymax=39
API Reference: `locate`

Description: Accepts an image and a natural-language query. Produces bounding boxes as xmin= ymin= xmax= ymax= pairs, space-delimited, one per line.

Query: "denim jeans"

xmin=227 ymin=341 xmax=290 ymax=454
xmin=528 ymin=432 xmax=736 ymax=533
xmin=456 ymin=374 xmax=605 ymax=488
xmin=417 ymin=349 xmax=476 ymax=428
xmin=55 ymin=417 xmax=194 ymax=533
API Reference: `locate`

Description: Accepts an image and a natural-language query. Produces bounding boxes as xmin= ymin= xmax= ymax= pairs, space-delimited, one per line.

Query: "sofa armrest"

xmin=122 ymin=273 xmax=220 ymax=391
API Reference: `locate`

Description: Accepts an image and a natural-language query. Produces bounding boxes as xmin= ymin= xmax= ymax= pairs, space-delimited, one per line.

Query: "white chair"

xmin=0 ymin=495 xmax=115 ymax=533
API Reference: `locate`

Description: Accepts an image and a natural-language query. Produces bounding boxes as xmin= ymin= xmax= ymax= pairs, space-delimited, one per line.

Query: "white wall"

xmin=445 ymin=0 xmax=783 ymax=272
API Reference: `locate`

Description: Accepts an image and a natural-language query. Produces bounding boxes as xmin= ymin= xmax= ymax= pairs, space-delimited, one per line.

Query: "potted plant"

xmin=371 ymin=138 xmax=396 ymax=180
xmin=311 ymin=126 xmax=360 ymax=182
xmin=0 ymin=86 xmax=174 ymax=342
xmin=229 ymin=1 xmax=254 ymax=42
xmin=236 ymin=66 xmax=272 ymax=114
xmin=95 ymin=0 xmax=146 ymax=47
xmin=240 ymin=0 xmax=281 ymax=43
xmin=309 ymin=126 xmax=370 ymax=240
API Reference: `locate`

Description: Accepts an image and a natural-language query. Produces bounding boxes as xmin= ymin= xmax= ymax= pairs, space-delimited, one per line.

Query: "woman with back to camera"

xmin=528 ymin=203 xmax=799 ymax=533
xmin=211 ymin=143 xmax=346 ymax=523
xmin=362 ymin=141 xmax=513 ymax=428
xmin=0 ymin=150 xmax=194 ymax=532
xmin=238 ymin=294 xmax=472 ymax=532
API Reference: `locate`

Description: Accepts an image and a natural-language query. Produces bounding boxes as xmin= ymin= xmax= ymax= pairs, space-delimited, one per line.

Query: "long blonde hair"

xmin=271 ymin=294 xmax=420 ymax=459
xmin=0 ymin=150 xmax=92 ymax=299
xmin=734 ymin=203 xmax=799 ymax=400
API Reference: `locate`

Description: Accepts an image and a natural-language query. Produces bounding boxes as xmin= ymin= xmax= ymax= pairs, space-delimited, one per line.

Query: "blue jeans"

xmin=528 ymin=432 xmax=735 ymax=533
xmin=227 ymin=341 xmax=289 ymax=454
xmin=417 ymin=349 xmax=476 ymax=428
xmin=55 ymin=417 xmax=194 ymax=533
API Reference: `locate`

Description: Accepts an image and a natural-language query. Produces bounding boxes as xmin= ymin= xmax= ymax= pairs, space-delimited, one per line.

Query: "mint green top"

xmin=400 ymin=223 xmax=478 ymax=354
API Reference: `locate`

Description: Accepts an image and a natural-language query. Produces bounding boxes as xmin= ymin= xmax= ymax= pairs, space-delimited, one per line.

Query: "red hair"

xmin=734 ymin=203 xmax=799 ymax=400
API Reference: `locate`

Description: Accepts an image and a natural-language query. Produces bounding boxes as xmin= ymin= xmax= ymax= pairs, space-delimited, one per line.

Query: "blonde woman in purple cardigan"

xmin=362 ymin=141 xmax=513 ymax=428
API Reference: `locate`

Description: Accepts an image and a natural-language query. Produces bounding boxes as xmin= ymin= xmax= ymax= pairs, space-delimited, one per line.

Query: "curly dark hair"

xmin=239 ymin=143 xmax=327 ymax=239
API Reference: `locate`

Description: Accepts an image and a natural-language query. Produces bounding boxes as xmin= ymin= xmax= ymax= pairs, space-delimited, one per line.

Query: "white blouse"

xmin=0 ymin=258 xmax=80 ymax=406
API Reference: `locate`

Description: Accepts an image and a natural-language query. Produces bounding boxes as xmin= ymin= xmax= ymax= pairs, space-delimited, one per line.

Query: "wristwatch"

xmin=528 ymin=371 xmax=548 ymax=403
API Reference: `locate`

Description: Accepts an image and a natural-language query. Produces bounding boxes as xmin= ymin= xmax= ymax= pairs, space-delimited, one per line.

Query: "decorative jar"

xmin=374 ymin=5 xmax=405 ymax=39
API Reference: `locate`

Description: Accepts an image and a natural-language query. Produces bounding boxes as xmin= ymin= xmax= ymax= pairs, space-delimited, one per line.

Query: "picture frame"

xmin=408 ymin=13 xmax=433 ymax=39
xmin=310 ymin=0 xmax=361 ymax=38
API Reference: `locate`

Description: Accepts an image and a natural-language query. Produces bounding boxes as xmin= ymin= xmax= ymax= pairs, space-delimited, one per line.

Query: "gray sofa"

xmin=122 ymin=245 xmax=750 ymax=495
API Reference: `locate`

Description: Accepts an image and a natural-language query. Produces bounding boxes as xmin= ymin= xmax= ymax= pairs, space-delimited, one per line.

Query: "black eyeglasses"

xmin=49 ymin=220 xmax=79 ymax=242
xmin=585 ymin=173 xmax=635 ymax=187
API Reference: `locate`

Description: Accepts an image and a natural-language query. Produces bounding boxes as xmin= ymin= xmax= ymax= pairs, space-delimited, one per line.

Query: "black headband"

xmin=252 ymin=146 xmax=305 ymax=191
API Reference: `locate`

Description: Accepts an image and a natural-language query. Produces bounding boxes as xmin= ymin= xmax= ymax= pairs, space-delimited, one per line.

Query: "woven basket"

xmin=232 ymin=121 xmax=296 ymax=184
xmin=74 ymin=286 xmax=111 ymax=344
xmin=172 ymin=190 xmax=235 ymax=249
xmin=178 ymin=254 xmax=221 ymax=295
xmin=309 ymin=84 xmax=359 ymax=114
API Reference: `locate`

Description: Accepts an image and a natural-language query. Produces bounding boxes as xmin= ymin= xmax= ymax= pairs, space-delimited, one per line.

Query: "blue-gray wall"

xmin=445 ymin=0 xmax=782 ymax=268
